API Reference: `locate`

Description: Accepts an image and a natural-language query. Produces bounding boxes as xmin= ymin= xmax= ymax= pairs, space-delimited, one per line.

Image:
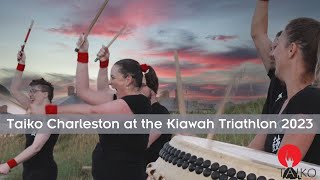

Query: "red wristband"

xmin=77 ymin=52 xmax=89 ymax=63
xmin=100 ymin=59 xmax=109 ymax=68
xmin=7 ymin=159 xmax=17 ymax=169
xmin=46 ymin=104 xmax=58 ymax=114
xmin=16 ymin=63 xmax=25 ymax=71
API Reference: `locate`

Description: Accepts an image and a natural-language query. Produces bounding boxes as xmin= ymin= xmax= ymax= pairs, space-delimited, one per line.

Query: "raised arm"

xmin=0 ymin=134 xmax=50 ymax=175
xmin=251 ymin=0 xmax=273 ymax=72
xmin=97 ymin=46 xmax=110 ymax=91
xmin=10 ymin=51 xmax=31 ymax=109
xmin=75 ymin=35 xmax=114 ymax=105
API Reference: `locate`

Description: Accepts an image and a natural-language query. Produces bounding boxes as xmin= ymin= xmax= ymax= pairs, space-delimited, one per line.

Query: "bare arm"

xmin=14 ymin=134 xmax=51 ymax=164
xmin=279 ymin=134 xmax=315 ymax=158
xmin=10 ymin=51 xmax=31 ymax=109
xmin=248 ymin=134 xmax=267 ymax=151
xmin=97 ymin=67 xmax=109 ymax=91
xmin=251 ymin=0 xmax=273 ymax=72
xmin=75 ymin=36 xmax=113 ymax=105
xmin=147 ymin=131 xmax=162 ymax=148
xmin=0 ymin=134 xmax=50 ymax=174
xmin=76 ymin=63 xmax=114 ymax=105
xmin=97 ymin=46 xmax=110 ymax=91
xmin=57 ymin=99 xmax=131 ymax=115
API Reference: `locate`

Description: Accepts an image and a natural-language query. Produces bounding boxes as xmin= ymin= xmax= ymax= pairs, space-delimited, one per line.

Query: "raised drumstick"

xmin=75 ymin=0 xmax=110 ymax=52
xmin=18 ymin=20 xmax=34 ymax=61
xmin=94 ymin=24 xmax=127 ymax=62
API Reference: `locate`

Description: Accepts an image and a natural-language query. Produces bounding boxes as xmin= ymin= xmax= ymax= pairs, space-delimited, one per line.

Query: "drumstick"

xmin=207 ymin=78 xmax=234 ymax=140
xmin=75 ymin=0 xmax=110 ymax=52
xmin=18 ymin=20 xmax=34 ymax=61
xmin=174 ymin=51 xmax=187 ymax=115
xmin=94 ymin=24 xmax=127 ymax=62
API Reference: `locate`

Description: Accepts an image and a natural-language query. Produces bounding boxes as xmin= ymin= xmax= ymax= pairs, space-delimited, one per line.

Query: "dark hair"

xmin=276 ymin=31 xmax=282 ymax=38
xmin=145 ymin=66 xmax=159 ymax=94
xmin=114 ymin=59 xmax=143 ymax=88
xmin=29 ymin=78 xmax=54 ymax=102
xmin=285 ymin=17 xmax=320 ymax=78
xmin=314 ymin=39 xmax=320 ymax=86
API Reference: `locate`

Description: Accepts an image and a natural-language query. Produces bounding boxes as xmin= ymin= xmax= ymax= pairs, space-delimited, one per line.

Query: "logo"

xmin=277 ymin=144 xmax=317 ymax=179
xmin=275 ymin=93 xmax=283 ymax=102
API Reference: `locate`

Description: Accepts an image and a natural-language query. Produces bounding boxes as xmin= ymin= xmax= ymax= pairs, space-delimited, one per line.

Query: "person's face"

xmin=28 ymin=85 xmax=48 ymax=104
xmin=140 ymin=83 xmax=152 ymax=99
xmin=273 ymin=31 xmax=290 ymax=80
xmin=109 ymin=65 xmax=127 ymax=94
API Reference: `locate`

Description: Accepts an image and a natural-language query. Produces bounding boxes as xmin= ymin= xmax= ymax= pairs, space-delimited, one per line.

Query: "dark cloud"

xmin=145 ymin=28 xmax=199 ymax=51
xmin=216 ymin=46 xmax=258 ymax=60
xmin=206 ymin=35 xmax=238 ymax=42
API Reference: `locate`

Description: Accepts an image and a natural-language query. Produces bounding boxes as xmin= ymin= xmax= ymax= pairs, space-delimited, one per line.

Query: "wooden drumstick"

xmin=18 ymin=20 xmax=34 ymax=61
xmin=174 ymin=51 xmax=187 ymax=115
xmin=75 ymin=0 xmax=110 ymax=52
xmin=207 ymin=78 xmax=234 ymax=140
xmin=94 ymin=24 xmax=127 ymax=62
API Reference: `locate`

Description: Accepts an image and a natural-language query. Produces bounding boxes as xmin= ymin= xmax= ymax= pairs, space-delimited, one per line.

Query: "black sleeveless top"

xmin=145 ymin=102 xmax=171 ymax=164
xmin=92 ymin=94 xmax=152 ymax=180
xmin=264 ymin=86 xmax=320 ymax=165
xmin=98 ymin=94 xmax=152 ymax=160
xmin=23 ymin=134 xmax=59 ymax=169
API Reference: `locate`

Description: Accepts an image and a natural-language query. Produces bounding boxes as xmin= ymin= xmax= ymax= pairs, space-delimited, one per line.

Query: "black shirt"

xmin=145 ymin=102 xmax=171 ymax=164
xmin=92 ymin=94 xmax=152 ymax=180
xmin=264 ymin=85 xmax=320 ymax=165
xmin=262 ymin=70 xmax=287 ymax=114
xmin=23 ymin=134 xmax=59 ymax=169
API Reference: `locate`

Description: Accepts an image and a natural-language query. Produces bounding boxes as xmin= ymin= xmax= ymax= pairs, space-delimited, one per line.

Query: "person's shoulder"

xmin=122 ymin=94 xmax=148 ymax=101
xmin=295 ymin=85 xmax=320 ymax=100
xmin=152 ymin=102 xmax=170 ymax=114
xmin=287 ymin=85 xmax=320 ymax=114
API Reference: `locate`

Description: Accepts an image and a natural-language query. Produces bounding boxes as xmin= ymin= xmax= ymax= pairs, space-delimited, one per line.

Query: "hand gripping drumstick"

xmin=18 ymin=20 xmax=34 ymax=61
xmin=94 ymin=24 xmax=127 ymax=62
xmin=75 ymin=0 xmax=110 ymax=52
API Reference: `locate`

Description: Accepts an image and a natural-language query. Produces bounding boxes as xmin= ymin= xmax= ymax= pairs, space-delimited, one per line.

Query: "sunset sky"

xmin=0 ymin=0 xmax=319 ymax=103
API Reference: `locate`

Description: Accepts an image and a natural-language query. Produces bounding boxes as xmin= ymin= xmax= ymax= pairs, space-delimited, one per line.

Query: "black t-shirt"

xmin=23 ymin=134 xmax=59 ymax=169
xmin=264 ymin=85 xmax=320 ymax=165
xmin=262 ymin=70 xmax=287 ymax=114
xmin=145 ymin=102 xmax=171 ymax=164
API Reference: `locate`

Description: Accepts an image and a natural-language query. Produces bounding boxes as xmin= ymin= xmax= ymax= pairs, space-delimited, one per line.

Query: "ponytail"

xmin=313 ymin=38 xmax=320 ymax=87
xmin=140 ymin=64 xmax=159 ymax=94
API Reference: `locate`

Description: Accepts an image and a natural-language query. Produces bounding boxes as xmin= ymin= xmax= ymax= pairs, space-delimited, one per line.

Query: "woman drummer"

xmin=0 ymin=51 xmax=59 ymax=180
xmin=35 ymin=35 xmax=152 ymax=180
xmin=250 ymin=17 xmax=320 ymax=165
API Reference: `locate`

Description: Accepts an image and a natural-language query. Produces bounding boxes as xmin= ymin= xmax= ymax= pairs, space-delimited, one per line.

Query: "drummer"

xmin=249 ymin=17 xmax=320 ymax=165
xmin=139 ymin=64 xmax=172 ymax=165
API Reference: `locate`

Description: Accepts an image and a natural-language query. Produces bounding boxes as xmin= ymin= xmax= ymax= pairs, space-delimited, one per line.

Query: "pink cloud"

xmin=47 ymin=0 xmax=171 ymax=37
xmin=144 ymin=49 xmax=260 ymax=79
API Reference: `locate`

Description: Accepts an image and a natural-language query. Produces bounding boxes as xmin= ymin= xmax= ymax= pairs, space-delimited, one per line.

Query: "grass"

xmin=0 ymin=99 xmax=265 ymax=179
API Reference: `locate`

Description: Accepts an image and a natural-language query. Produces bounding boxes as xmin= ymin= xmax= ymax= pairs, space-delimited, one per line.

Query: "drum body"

xmin=147 ymin=135 xmax=320 ymax=180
